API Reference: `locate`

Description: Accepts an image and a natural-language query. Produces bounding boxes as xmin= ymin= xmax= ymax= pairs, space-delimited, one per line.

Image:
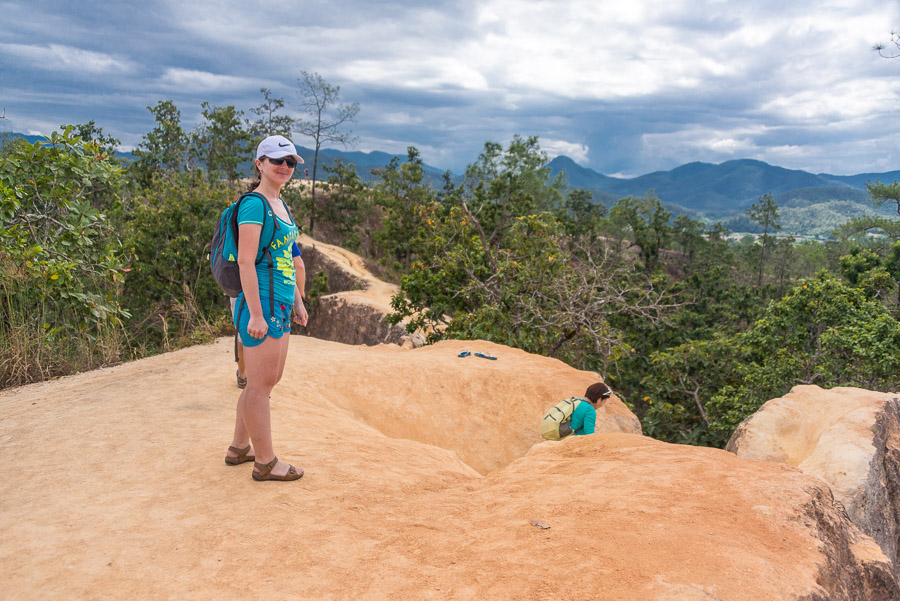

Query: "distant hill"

xmin=0 ymin=131 xmax=444 ymax=183
xmin=546 ymin=156 xmax=899 ymax=237
xmin=546 ymin=156 xmax=876 ymax=214
xmin=5 ymin=130 xmax=898 ymax=237
xmin=295 ymin=146 xmax=449 ymax=183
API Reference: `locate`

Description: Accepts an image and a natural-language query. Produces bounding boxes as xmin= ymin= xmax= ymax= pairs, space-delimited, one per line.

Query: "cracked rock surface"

xmin=728 ymin=385 xmax=900 ymax=579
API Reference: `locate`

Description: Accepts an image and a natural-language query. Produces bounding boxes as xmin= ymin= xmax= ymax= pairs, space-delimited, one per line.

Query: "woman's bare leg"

xmin=237 ymin=340 xmax=246 ymax=380
xmin=228 ymin=387 xmax=251 ymax=455
xmin=236 ymin=334 xmax=295 ymax=477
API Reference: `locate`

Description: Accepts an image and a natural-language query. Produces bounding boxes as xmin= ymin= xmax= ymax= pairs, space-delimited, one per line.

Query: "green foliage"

xmin=320 ymin=158 xmax=369 ymax=250
xmin=461 ymin=136 xmax=566 ymax=249
xmin=639 ymin=336 xmax=746 ymax=446
xmin=608 ymin=194 xmax=671 ymax=275
xmin=308 ymin=270 xmax=329 ymax=301
xmin=389 ymin=138 xmax=675 ymax=369
xmin=747 ymin=272 xmax=900 ymax=388
xmin=744 ymin=193 xmax=782 ymax=286
xmin=839 ymin=247 xmax=882 ymax=285
xmin=0 ymin=127 xmax=129 ymax=386
xmin=246 ymin=88 xmax=295 ymax=141
xmin=867 ymin=180 xmax=900 ymax=217
xmin=372 ymin=147 xmax=435 ymax=271
xmin=132 ymin=100 xmax=190 ymax=182
xmin=194 ymin=102 xmax=250 ymax=184
xmin=68 ymin=121 xmax=121 ymax=162
xmin=639 ymin=273 xmax=900 ymax=447
xmin=557 ymin=188 xmax=606 ymax=238
xmin=121 ymin=173 xmax=233 ymax=348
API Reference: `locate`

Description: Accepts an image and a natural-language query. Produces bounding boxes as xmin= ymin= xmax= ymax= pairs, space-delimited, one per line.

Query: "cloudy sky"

xmin=2 ymin=0 xmax=900 ymax=176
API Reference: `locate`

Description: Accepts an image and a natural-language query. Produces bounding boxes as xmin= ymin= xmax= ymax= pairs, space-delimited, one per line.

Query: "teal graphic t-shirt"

xmin=236 ymin=194 xmax=299 ymax=305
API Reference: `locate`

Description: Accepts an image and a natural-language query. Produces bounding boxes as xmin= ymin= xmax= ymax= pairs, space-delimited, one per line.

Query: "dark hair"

xmin=585 ymin=382 xmax=611 ymax=403
xmin=246 ymin=161 xmax=261 ymax=191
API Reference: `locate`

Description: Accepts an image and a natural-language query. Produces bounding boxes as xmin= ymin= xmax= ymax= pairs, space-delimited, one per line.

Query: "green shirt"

xmin=236 ymin=194 xmax=299 ymax=305
xmin=570 ymin=399 xmax=596 ymax=435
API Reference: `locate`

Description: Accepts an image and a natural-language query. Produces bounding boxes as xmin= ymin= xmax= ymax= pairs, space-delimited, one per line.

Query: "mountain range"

xmin=307 ymin=148 xmax=899 ymax=237
xmin=545 ymin=155 xmax=898 ymax=214
xmin=4 ymin=131 xmax=898 ymax=236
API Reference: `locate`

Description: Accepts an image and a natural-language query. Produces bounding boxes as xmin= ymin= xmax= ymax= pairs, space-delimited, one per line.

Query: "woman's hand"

xmin=247 ymin=314 xmax=268 ymax=339
xmin=293 ymin=298 xmax=309 ymax=327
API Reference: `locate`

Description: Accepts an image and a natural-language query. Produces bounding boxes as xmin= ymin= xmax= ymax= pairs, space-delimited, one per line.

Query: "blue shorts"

xmin=233 ymin=293 xmax=293 ymax=348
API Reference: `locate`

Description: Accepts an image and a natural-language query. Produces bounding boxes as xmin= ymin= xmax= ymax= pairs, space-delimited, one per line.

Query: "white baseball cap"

xmin=256 ymin=135 xmax=304 ymax=163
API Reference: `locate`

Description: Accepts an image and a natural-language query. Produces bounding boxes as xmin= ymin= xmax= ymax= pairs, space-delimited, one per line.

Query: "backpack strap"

xmin=234 ymin=298 xmax=245 ymax=361
xmin=232 ymin=191 xmax=281 ymax=318
xmin=570 ymin=398 xmax=586 ymax=434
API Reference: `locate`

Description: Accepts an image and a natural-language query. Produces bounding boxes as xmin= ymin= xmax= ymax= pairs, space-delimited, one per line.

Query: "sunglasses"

xmin=265 ymin=156 xmax=298 ymax=168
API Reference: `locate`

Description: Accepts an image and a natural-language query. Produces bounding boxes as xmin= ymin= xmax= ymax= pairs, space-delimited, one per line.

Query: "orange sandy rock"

xmin=0 ymin=340 xmax=894 ymax=600
xmin=728 ymin=385 xmax=900 ymax=574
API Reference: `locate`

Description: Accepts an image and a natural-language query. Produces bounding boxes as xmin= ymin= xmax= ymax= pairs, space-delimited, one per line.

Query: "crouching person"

xmin=540 ymin=382 xmax=613 ymax=440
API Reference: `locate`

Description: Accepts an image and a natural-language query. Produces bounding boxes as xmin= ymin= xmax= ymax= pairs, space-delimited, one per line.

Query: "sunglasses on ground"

xmin=265 ymin=156 xmax=298 ymax=168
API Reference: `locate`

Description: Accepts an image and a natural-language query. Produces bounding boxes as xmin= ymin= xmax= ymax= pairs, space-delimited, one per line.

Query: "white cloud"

xmin=339 ymin=58 xmax=489 ymax=92
xmin=157 ymin=68 xmax=261 ymax=93
xmin=541 ymin=139 xmax=590 ymax=164
xmin=378 ymin=112 xmax=426 ymax=126
xmin=760 ymin=78 xmax=900 ymax=123
xmin=0 ymin=43 xmax=133 ymax=75
xmin=4 ymin=0 xmax=900 ymax=176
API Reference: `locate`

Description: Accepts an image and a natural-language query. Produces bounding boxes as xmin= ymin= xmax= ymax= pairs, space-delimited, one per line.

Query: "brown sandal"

xmin=224 ymin=445 xmax=255 ymax=466
xmin=252 ymin=456 xmax=303 ymax=481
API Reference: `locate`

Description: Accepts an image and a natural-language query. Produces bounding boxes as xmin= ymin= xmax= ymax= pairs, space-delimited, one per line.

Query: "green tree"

xmin=639 ymin=336 xmax=746 ymax=446
xmin=68 ymin=121 xmax=120 ymax=160
xmin=608 ymin=194 xmax=672 ymax=275
xmin=132 ymin=100 xmax=190 ymax=183
xmin=885 ymin=240 xmax=900 ymax=306
xmin=295 ymin=71 xmax=360 ymax=234
xmin=671 ymin=215 xmax=707 ymax=274
xmin=745 ymin=193 xmax=781 ymax=286
xmin=639 ymin=272 xmax=900 ymax=447
xmin=194 ymin=102 xmax=250 ymax=185
xmin=121 ymin=174 xmax=233 ymax=349
xmin=372 ymin=147 xmax=435 ymax=271
xmin=246 ymin=88 xmax=295 ymax=141
xmin=834 ymin=215 xmax=900 ymax=242
xmin=388 ymin=137 xmax=676 ymax=369
xmin=559 ymin=188 xmax=605 ymax=238
xmin=839 ymin=246 xmax=883 ymax=286
xmin=867 ymin=180 xmax=900 ymax=217
xmin=772 ymin=235 xmax=797 ymax=297
xmin=0 ymin=127 xmax=128 ymax=386
xmin=321 ymin=158 xmax=368 ymax=249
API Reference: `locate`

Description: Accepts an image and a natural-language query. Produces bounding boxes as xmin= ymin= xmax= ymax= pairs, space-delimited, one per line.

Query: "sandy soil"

xmin=0 ymin=335 xmax=866 ymax=600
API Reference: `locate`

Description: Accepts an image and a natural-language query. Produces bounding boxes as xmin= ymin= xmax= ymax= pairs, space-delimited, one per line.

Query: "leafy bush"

xmin=0 ymin=127 xmax=129 ymax=386
xmin=640 ymin=272 xmax=900 ymax=447
xmin=120 ymin=173 xmax=237 ymax=349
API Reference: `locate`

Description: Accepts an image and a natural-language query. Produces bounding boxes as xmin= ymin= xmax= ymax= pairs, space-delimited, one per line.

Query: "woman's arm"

xmin=292 ymin=253 xmax=308 ymax=326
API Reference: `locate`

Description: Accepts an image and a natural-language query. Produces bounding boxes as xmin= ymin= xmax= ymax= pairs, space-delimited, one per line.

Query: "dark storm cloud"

xmin=2 ymin=0 xmax=900 ymax=175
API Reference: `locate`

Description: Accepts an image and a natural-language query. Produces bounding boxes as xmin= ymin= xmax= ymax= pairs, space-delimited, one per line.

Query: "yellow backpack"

xmin=540 ymin=397 xmax=585 ymax=440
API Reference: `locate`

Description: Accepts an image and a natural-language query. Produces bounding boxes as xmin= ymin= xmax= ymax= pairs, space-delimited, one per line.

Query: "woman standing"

xmin=224 ymin=134 xmax=308 ymax=481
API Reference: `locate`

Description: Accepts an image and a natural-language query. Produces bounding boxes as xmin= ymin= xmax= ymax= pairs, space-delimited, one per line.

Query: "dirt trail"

xmin=0 ymin=337 xmax=888 ymax=600
xmin=298 ymin=233 xmax=398 ymax=312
